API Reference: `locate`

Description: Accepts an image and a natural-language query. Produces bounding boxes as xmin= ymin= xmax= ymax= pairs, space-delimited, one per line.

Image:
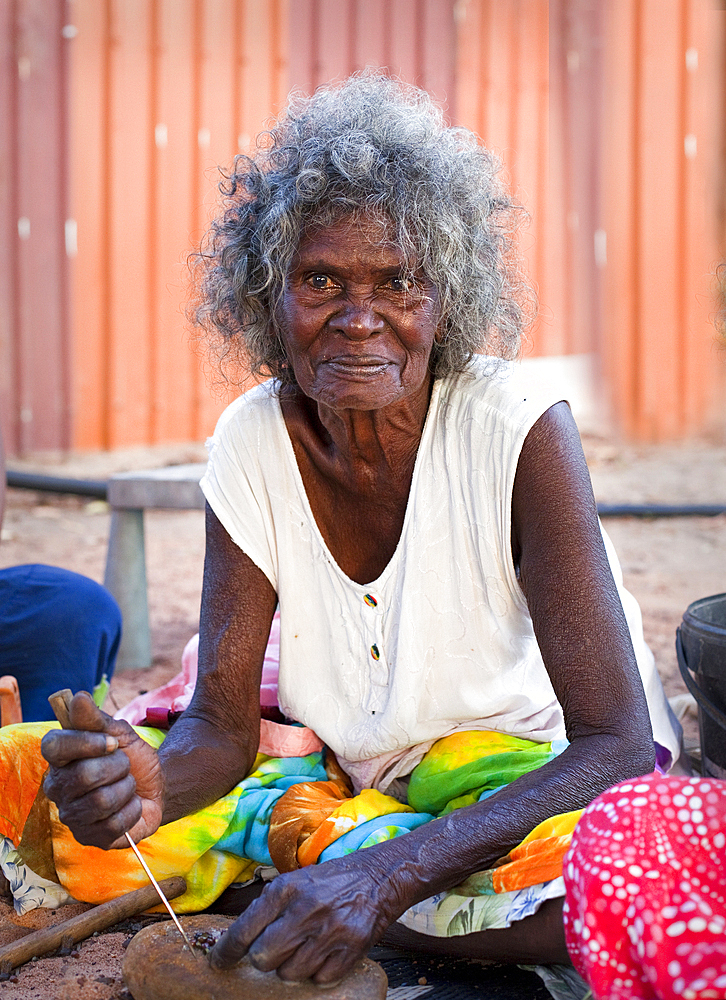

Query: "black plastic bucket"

xmin=677 ymin=592 xmax=726 ymax=779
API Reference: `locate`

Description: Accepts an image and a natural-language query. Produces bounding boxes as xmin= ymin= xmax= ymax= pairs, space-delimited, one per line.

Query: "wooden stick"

xmin=0 ymin=875 xmax=187 ymax=972
xmin=47 ymin=688 xmax=73 ymax=729
xmin=0 ymin=676 xmax=23 ymax=727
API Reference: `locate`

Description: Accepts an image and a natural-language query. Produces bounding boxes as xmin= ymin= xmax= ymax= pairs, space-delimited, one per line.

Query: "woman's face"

xmin=277 ymin=214 xmax=440 ymax=412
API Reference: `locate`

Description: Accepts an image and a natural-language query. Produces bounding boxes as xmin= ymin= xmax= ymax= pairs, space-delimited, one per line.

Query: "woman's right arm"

xmin=159 ymin=504 xmax=278 ymax=823
xmin=42 ymin=505 xmax=277 ymax=848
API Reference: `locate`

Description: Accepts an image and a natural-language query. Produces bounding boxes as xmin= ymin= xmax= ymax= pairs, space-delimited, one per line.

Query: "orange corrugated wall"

xmin=68 ymin=0 xmax=289 ymax=451
xmin=286 ymin=0 xmax=456 ymax=111
xmin=2 ymin=0 xmax=724 ymax=453
xmin=599 ymin=0 xmax=726 ymax=440
xmin=455 ymin=0 xmax=560 ymax=358
xmin=457 ymin=0 xmax=725 ymax=443
xmin=1 ymin=0 xmax=71 ymax=456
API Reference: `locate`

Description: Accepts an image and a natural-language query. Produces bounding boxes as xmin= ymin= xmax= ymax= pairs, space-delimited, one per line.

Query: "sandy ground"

xmin=0 ymin=898 xmax=165 ymax=1000
xmin=1 ymin=433 xmax=726 ymax=997
xmin=584 ymin=437 xmax=726 ymax=716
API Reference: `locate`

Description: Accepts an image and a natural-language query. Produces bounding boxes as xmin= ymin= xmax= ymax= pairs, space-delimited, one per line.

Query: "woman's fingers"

xmin=209 ymin=863 xmax=383 ymax=983
xmin=248 ymin=918 xmax=308 ymax=977
xmin=309 ymin=951 xmax=351 ymax=986
xmin=209 ymin=893 xmax=284 ymax=970
xmin=41 ymin=691 xmax=164 ymax=849
xmin=41 ymin=729 xmax=118 ymax=767
xmin=67 ymin=692 xmax=145 ymax=749
xmin=43 ymin=747 xmax=131 ymax=803
xmin=41 ymin=691 xmax=134 ymax=768
xmin=276 ymin=939 xmax=349 ymax=986
xmin=243 ymin=908 xmax=366 ymax=984
xmin=54 ymin=770 xmax=136 ymax=825
xmin=43 ymin=748 xmax=140 ymax=849
xmin=61 ymin=787 xmax=143 ymax=850
xmin=67 ymin=690 xmax=110 ymax=732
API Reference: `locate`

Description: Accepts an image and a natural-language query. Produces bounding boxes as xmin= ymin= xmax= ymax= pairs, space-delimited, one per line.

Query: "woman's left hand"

xmin=209 ymin=853 xmax=397 ymax=984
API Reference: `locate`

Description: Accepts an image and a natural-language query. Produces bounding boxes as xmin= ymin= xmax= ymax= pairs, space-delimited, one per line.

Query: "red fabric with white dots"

xmin=563 ymin=773 xmax=726 ymax=999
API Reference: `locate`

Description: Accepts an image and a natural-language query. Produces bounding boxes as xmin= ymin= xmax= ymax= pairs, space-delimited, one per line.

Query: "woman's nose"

xmin=333 ymin=299 xmax=383 ymax=340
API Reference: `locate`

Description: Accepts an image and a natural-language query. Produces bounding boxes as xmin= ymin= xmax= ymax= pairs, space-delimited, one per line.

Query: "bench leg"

xmin=104 ymin=508 xmax=152 ymax=670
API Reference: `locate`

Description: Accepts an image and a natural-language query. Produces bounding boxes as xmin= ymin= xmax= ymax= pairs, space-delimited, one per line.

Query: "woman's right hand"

xmin=41 ymin=691 xmax=164 ymax=849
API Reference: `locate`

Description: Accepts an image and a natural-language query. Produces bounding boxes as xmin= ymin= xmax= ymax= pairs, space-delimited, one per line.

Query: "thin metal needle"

xmin=124 ymin=831 xmax=198 ymax=958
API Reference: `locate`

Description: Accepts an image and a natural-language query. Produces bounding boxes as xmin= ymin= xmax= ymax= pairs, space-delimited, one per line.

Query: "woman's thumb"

xmin=66 ymin=690 xmax=114 ymax=733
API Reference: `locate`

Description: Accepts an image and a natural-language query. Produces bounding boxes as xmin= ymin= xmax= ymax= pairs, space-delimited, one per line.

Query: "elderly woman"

xmin=39 ymin=75 xmax=679 ymax=983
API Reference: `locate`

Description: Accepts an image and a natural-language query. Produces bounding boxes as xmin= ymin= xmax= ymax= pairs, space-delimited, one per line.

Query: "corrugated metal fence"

xmin=68 ymin=0 xmax=288 ymax=451
xmin=1 ymin=0 xmax=71 ymax=454
xmin=599 ymin=0 xmax=726 ymax=439
xmin=1 ymin=0 xmax=724 ymax=454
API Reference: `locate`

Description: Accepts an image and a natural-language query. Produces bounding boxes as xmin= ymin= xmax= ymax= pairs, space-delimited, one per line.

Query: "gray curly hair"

xmin=191 ymin=72 xmax=532 ymax=384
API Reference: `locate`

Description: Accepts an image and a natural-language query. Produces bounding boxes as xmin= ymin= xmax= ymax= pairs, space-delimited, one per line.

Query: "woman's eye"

xmin=308 ymin=274 xmax=335 ymax=289
xmin=388 ymin=276 xmax=425 ymax=299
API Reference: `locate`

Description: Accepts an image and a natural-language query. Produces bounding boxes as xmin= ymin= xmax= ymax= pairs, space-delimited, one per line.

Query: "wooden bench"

xmin=104 ymin=464 xmax=206 ymax=670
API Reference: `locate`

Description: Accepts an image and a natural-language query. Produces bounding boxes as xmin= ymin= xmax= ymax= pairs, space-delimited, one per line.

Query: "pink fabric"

xmin=114 ymin=634 xmax=200 ymax=726
xmin=564 ymin=773 xmax=726 ymax=999
xmin=258 ymin=718 xmax=322 ymax=758
xmin=115 ymin=611 xmax=323 ymax=758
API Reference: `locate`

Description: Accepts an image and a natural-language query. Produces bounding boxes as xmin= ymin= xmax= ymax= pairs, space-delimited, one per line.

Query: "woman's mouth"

xmin=323 ymin=357 xmax=392 ymax=378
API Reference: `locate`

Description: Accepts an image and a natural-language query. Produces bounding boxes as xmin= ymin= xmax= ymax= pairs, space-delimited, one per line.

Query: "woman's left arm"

xmin=211 ymin=402 xmax=655 ymax=982
xmin=385 ymin=400 xmax=655 ymax=887
xmin=511 ymin=400 xmax=655 ymax=779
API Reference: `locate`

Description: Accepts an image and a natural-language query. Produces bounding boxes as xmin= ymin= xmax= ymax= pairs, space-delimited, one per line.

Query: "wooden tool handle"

xmin=0 ymin=875 xmax=187 ymax=972
xmin=0 ymin=675 xmax=23 ymax=727
xmin=48 ymin=688 xmax=73 ymax=729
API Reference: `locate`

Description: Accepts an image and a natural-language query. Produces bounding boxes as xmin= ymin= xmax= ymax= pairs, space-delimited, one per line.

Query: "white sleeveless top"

xmin=201 ymin=357 xmax=679 ymax=791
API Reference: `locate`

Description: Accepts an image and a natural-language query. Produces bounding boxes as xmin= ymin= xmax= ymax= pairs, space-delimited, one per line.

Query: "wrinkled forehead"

xmin=290 ymin=208 xmax=417 ymax=273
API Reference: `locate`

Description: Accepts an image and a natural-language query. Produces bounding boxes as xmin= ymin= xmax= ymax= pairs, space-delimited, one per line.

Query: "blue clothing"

xmin=0 ymin=564 xmax=121 ymax=722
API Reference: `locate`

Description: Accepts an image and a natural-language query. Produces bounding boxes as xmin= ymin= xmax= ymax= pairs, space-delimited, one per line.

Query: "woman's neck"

xmin=286 ymin=374 xmax=433 ymax=478
xmin=279 ymin=376 xmax=435 ymax=583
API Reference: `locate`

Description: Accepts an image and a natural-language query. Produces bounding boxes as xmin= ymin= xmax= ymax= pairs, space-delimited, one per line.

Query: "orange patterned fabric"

xmin=493 ymin=810 xmax=582 ymax=893
xmin=1 ymin=723 xmax=579 ymax=917
xmin=295 ymin=788 xmax=414 ymax=867
xmin=0 ymin=723 xmax=54 ymax=844
xmin=268 ymin=779 xmax=351 ymax=872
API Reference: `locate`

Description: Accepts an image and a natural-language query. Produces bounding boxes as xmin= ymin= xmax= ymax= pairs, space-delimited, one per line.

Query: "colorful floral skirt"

xmin=0 ymin=723 xmax=580 ymax=936
xmin=563 ymin=772 xmax=726 ymax=999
